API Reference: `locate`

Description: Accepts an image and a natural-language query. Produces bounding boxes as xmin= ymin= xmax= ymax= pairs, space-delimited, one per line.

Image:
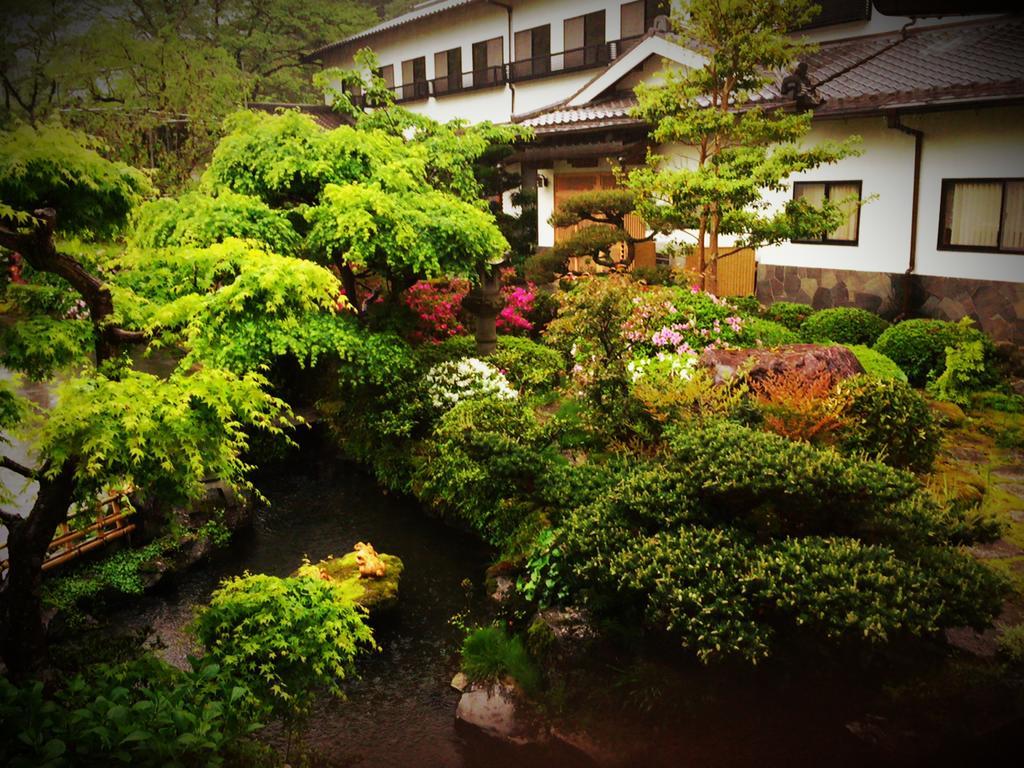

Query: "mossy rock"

xmin=297 ymin=552 xmax=403 ymax=613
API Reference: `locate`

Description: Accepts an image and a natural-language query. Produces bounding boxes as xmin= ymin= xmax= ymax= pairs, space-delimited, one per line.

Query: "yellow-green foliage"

xmin=191 ymin=573 xmax=375 ymax=722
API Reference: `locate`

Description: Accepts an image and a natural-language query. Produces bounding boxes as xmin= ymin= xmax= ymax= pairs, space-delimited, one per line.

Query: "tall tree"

xmin=628 ymin=0 xmax=858 ymax=293
xmin=0 ymin=125 xmax=313 ymax=678
xmin=1 ymin=1 xmax=378 ymax=188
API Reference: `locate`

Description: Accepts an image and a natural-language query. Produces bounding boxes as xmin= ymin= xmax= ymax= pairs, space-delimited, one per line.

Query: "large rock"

xmin=700 ymin=343 xmax=865 ymax=385
xmin=455 ymin=681 xmax=547 ymax=745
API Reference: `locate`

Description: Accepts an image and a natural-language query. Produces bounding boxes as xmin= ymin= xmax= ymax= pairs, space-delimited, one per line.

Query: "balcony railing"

xmin=387 ymin=37 xmax=645 ymax=103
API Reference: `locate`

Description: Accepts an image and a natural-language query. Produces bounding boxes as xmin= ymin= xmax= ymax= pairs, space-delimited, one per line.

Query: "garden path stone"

xmin=992 ymin=465 xmax=1024 ymax=482
xmin=948 ymin=446 xmax=987 ymax=463
xmin=968 ymin=539 xmax=1024 ymax=559
xmin=1010 ymin=510 xmax=1024 ymax=523
xmin=1001 ymin=484 xmax=1024 ymax=498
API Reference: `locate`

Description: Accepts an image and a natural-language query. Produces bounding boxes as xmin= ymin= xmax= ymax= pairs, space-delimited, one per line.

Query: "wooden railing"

xmin=0 ymin=488 xmax=136 ymax=576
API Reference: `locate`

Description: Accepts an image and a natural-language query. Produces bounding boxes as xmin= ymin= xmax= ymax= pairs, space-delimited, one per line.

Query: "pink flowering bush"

xmin=401 ymin=272 xmax=539 ymax=344
xmin=402 ymin=279 xmax=469 ymax=344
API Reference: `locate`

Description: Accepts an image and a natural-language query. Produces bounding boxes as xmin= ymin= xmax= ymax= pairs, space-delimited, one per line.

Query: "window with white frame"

xmin=939 ymin=178 xmax=1024 ymax=253
xmin=792 ymin=180 xmax=862 ymax=245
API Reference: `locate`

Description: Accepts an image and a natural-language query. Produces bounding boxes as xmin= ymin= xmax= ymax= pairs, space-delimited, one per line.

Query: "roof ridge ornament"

xmin=780 ymin=62 xmax=824 ymax=108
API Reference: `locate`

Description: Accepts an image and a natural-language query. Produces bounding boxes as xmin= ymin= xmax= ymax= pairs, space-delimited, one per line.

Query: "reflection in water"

xmin=108 ymin=457 xmax=889 ymax=768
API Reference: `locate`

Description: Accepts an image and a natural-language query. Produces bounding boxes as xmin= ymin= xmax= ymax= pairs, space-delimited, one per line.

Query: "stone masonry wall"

xmin=756 ymin=264 xmax=1024 ymax=346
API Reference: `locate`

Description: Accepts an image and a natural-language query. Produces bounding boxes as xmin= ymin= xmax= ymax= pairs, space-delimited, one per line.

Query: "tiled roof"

xmin=768 ymin=15 xmax=1024 ymax=115
xmin=303 ymin=0 xmax=481 ymax=61
xmin=516 ymin=95 xmax=641 ymax=133
xmin=515 ymin=16 xmax=1024 ymax=133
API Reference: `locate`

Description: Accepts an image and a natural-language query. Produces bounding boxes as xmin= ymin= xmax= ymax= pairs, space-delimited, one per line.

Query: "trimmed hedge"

xmin=873 ymin=318 xmax=995 ymax=387
xmin=846 ymin=345 xmax=908 ymax=382
xmin=762 ymin=301 xmax=815 ymax=331
xmin=800 ymin=307 xmax=890 ymax=345
xmin=834 ymin=375 xmax=939 ymax=472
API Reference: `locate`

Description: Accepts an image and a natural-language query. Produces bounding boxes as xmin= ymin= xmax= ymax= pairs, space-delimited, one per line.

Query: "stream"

xmin=81 ymin=442 xmax=1012 ymax=768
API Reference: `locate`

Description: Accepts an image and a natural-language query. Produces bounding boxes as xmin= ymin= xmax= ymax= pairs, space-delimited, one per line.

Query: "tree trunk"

xmin=338 ymin=263 xmax=359 ymax=312
xmin=0 ymin=462 xmax=76 ymax=681
xmin=707 ymin=212 xmax=720 ymax=296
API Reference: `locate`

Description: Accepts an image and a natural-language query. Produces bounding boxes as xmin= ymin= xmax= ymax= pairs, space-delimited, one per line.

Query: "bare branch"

xmin=1 ymin=456 xmax=37 ymax=479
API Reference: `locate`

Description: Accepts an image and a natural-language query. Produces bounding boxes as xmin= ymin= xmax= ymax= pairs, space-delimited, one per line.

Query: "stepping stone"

xmin=969 ymin=539 xmax=1024 ymax=559
xmin=948 ymin=446 xmax=987 ymax=463
xmin=1010 ymin=510 xmax=1024 ymax=523
xmin=992 ymin=465 xmax=1024 ymax=482
xmin=1001 ymin=484 xmax=1024 ymax=498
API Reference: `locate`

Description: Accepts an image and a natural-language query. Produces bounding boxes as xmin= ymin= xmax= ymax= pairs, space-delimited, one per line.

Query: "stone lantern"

xmin=462 ymin=253 xmax=508 ymax=356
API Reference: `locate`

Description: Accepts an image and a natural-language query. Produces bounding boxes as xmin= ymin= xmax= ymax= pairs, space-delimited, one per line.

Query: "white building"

xmin=305 ymin=1 xmax=1024 ymax=343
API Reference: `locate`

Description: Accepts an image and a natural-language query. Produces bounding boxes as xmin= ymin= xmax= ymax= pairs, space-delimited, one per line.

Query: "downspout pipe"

xmin=487 ymin=1 xmax=516 ymax=115
xmin=887 ymin=112 xmax=923 ymax=318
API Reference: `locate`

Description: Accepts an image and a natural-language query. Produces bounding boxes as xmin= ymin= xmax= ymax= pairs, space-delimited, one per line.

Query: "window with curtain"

xmin=400 ymin=57 xmax=427 ymax=100
xmin=939 ymin=179 xmax=1024 ymax=253
xmin=433 ymin=47 xmax=462 ymax=94
xmin=514 ymin=25 xmax=550 ymax=79
xmin=564 ymin=10 xmax=606 ymax=69
xmin=472 ymin=36 xmax=504 ymax=86
xmin=793 ymin=181 xmax=862 ymax=244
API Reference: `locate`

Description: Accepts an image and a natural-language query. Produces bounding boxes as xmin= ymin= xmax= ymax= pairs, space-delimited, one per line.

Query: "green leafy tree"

xmin=2 ymin=1 xmax=377 ymax=187
xmin=0 ymin=125 xmax=300 ymax=679
xmin=164 ymin=107 xmax=510 ymax=310
xmin=628 ymin=0 xmax=859 ymax=293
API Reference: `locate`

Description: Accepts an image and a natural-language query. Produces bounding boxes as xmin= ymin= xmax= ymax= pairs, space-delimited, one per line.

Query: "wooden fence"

xmin=685 ymin=248 xmax=757 ymax=296
xmin=0 ymin=488 xmax=135 ymax=576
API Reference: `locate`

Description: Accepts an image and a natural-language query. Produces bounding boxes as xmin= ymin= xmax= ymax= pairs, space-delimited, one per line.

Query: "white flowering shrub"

xmin=627 ymin=352 xmax=698 ymax=384
xmin=423 ymin=357 xmax=518 ymax=413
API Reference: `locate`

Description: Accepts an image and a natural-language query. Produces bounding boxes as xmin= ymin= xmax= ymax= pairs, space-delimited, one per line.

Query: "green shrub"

xmin=414 ymin=396 xmax=553 ymax=549
xmin=415 ymin=335 xmax=564 ymax=395
xmin=762 ymin=301 xmax=815 ymax=331
xmin=461 ymin=626 xmax=541 ymax=696
xmin=191 ymin=573 xmax=375 ymax=724
xmin=0 ymin=656 xmax=266 ymax=767
xmin=554 ymin=424 xmax=1006 ymax=662
xmin=928 ymin=340 xmax=988 ymax=406
xmin=524 ymin=249 xmax=566 ymax=284
xmin=726 ymin=295 xmax=763 ymax=316
xmin=972 ymin=391 xmax=1024 ymax=413
xmin=834 ymin=375 xmax=939 ymax=472
xmin=846 ymin=344 xmax=907 ymax=382
xmin=998 ymin=624 xmax=1024 ymax=666
xmin=741 ymin=317 xmax=801 ymax=347
xmin=874 ymin=318 xmax=995 ymax=387
xmin=800 ymin=307 xmax=890 ymax=345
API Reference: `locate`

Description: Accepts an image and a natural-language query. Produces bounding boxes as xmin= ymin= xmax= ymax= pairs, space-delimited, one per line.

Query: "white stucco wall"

xmin=912 ymin=106 xmax=1024 ymax=283
xmin=757 ymin=116 xmax=915 ymax=275
xmin=536 ymin=167 xmax=555 ymax=247
xmin=755 ymin=107 xmax=1024 ymax=284
xmin=322 ymin=0 xmax=643 ymax=124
